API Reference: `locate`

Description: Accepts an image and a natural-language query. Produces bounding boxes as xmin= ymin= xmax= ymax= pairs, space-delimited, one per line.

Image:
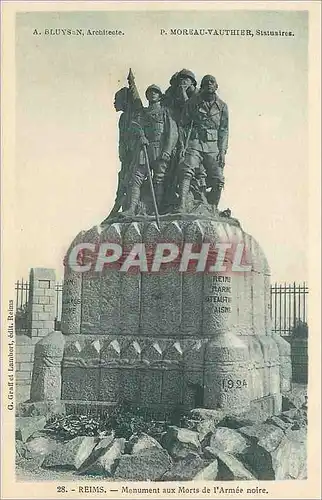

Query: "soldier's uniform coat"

xmin=180 ymin=92 xmax=229 ymax=186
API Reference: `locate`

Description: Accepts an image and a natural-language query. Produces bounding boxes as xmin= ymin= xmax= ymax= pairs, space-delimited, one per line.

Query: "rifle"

xmin=127 ymin=70 xmax=161 ymax=228
xmin=111 ymin=69 xmax=161 ymax=228
xmin=131 ymin=120 xmax=161 ymax=230
xmin=143 ymin=145 xmax=161 ymax=230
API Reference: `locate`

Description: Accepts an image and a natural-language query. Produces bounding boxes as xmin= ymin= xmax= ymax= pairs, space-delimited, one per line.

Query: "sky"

xmin=15 ymin=8 xmax=308 ymax=283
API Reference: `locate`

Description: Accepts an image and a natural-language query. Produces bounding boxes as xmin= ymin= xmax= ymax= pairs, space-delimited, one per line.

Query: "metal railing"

xmin=15 ymin=279 xmax=63 ymax=331
xmin=270 ymin=282 xmax=308 ymax=337
xmin=15 ymin=279 xmax=30 ymax=332
xmin=54 ymin=282 xmax=63 ymax=331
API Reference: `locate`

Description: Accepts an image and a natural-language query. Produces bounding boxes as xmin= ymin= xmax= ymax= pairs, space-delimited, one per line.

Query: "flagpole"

xmin=142 ymin=144 xmax=161 ymax=231
xmin=128 ymin=68 xmax=161 ymax=230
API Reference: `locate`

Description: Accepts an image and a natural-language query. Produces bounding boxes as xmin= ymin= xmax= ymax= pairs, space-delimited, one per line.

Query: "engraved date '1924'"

xmin=222 ymin=379 xmax=248 ymax=391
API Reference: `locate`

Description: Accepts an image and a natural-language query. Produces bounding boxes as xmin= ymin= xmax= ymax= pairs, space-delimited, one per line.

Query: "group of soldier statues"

xmin=108 ymin=68 xmax=229 ymax=219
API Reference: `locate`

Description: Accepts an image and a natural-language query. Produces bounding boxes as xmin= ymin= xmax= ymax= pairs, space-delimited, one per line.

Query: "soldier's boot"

xmin=121 ymin=185 xmax=141 ymax=216
xmin=210 ymin=182 xmax=224 ymax=211
xmin=175 ymin=177 xmax=191 ymax=213
xmin=197 ymin=186 xmax=208 ymax=205
xmin=195 ymin=168 xmax=208 ymax=204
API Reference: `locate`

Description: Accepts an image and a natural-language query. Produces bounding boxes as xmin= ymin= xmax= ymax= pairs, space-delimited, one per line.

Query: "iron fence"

xmin=15 ymin=279 xmax=63 ymax=331
xmin=15 ymin=279 xmax=308 ymax=337
xmin=15 ymin=279 xmax=29 ymax=312
xmin=270 ymin=282 xmax=308 ymax=337
xmin=15 ymin=279 xmax=30 ymax=332
xmin=54 ymin=283 xmax=63 ymax=331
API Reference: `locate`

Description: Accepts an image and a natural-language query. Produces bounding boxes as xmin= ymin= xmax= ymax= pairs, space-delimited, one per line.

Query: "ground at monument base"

xmin=15 ymin=384 xmax=307 ymax=482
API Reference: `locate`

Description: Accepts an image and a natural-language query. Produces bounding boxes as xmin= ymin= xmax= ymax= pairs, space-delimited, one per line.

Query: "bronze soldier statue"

xmin=121 ymin=84 xmax=178 ymax=215
xmin=176 ymin=74 xmax=229 ymax=213
xmin=107 ymin=87 xmax=144 ymax=218
xmin=163 ymin=69 xmax=198 ymax=122
xmin=142 ymin=84 xmax=178 ymax=209
xmin=162 ymin=69 xmax=206 ymax=208
xmin=107 ymin=87 xmax=130 ymax=217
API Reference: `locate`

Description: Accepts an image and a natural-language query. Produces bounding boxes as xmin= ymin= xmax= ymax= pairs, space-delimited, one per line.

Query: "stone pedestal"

xmin=272 ymin=334 xmax=292 ymax=393
xmin=53 ymin=216 xmax=291 ymax=415
xmin=30 ymin=331 xmax=65 ymax=402
xmin=28 ymin=268 xmax=56 ymax=338
xmin=204 ymin=333 xmax=251 ymax=411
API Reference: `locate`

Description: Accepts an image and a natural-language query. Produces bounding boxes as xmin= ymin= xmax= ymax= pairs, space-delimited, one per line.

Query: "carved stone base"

xmin=58 ymin=332 xmax=288 ymax=415
xmin=30 ymin=331 xmax=65 ymax=402
xmin=53 ymin=215 xmax=291 ymax=415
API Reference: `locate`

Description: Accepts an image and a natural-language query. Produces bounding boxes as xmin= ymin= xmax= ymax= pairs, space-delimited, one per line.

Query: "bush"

xmin=292 ymin=320 xmax=308 ymax=339
xmin=15 ymin=303 xmax=29 ymax=331
xmin=45 ymin=414 xmax=104 ymax=440
xmin=106 ymin=404 xmax=148 ymax=439
xmin=45 ymin=403 xmax=179 ymax=441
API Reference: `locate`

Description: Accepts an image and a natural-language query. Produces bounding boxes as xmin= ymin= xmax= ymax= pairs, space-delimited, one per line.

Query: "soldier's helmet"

xmin=145 ymin=84 xmax=163 ymax=98
xmin=169 ymin=72 xmax=179 ymax=86
xmin=177 ymin=69 xmax=197 ymax=87
xmin=201 ymin=75 xmax=218 ymax=90
xmin=114 ymin=87 xmax=129 ymax=111
xmin=114 ymin=87 xmax=129 ymax=99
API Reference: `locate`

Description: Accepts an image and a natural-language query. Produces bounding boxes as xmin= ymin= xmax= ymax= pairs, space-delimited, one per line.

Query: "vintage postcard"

xmin=1 ymin=1 xmax=321 ymax=499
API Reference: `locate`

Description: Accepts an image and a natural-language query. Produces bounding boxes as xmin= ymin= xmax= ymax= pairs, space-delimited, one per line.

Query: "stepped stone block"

xmin=44 ymin=217 xmax=284 ymax=416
